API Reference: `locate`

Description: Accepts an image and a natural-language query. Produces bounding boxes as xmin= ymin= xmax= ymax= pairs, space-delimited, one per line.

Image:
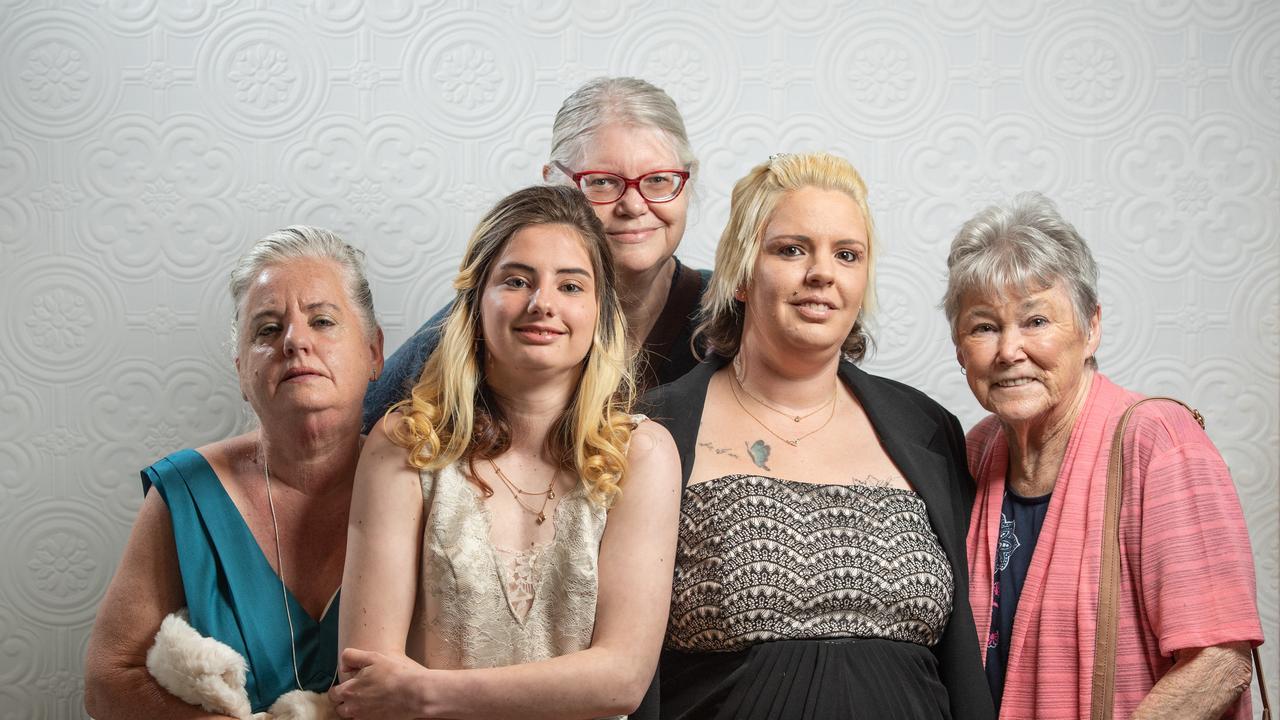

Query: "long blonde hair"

xmin=387 ymin=186 xmax=635 ymax=507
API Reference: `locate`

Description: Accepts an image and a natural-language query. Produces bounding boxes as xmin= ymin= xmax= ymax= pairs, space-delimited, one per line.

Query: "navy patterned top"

xmin=984 ymin=488 xmax=1051 ymax=714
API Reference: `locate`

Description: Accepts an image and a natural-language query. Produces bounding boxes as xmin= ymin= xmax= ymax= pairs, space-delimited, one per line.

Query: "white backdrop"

xmin=0 ymin=1 xmax=1275 ymax=717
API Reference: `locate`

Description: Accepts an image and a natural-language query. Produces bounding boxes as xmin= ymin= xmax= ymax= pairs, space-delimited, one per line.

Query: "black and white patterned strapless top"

xmin=667 ymin=474 xmax=954 ymax=653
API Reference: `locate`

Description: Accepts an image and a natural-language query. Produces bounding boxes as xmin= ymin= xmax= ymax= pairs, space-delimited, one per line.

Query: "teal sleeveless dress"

xmin=141 ymin=448 xmax=340 ymax=712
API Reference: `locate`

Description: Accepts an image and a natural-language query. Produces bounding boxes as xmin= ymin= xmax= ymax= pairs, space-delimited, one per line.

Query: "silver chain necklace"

xmin=263 ymin=458 xmax=339 ymax=692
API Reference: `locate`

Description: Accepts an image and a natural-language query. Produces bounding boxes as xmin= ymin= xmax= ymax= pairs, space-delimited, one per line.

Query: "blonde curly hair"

xmin=386 ymin=185 xmax=635 ymax=507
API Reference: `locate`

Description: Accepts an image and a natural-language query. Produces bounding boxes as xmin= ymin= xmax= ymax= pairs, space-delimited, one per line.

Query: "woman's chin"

xmin=990 ymin=400 xmax=1052 ymax=430
xmin=609 ymin=243 xmax=673 ymax=279
xmin=762 ymin=325 xmax=849 ymax=359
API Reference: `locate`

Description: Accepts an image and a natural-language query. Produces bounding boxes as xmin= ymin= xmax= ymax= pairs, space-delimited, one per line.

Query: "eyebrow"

xmin=963 ymin=297 xmax=1052 ymax=318
xmin=765 ymin=233 xmax=867 ymax=245
xmin=497 ymin=262 xmax=592 ymax=277
xmin=248 ymin=301 xmax=342 ymax=324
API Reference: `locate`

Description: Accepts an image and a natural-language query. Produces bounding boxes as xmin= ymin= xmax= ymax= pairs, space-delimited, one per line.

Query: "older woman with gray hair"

xmin=363 ymin=76 xmax=705 ymax=429
xmin=85 ymin=226 xmax=384 ymax=718
xmin=945 ymin=192 xmax=1262 ymax=719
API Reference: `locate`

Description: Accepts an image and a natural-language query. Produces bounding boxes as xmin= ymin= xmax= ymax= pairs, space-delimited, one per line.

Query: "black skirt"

xmin=659 ymin=638 xmax=951 ymax=720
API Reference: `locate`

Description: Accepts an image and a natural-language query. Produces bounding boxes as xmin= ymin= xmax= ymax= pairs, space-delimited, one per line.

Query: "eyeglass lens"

xmin=577 ymin=171 xmax=684 ymax=203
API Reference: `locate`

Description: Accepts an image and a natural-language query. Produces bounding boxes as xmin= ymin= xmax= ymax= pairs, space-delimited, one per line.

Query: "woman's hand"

xmin=329 ymin=648 xmax=433 ymax=720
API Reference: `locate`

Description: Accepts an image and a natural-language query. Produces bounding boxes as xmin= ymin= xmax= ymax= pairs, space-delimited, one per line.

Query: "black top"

xmin=636 ymin=355 xmax=996 ymax=720
xmin=361 ymin=259 xmax=709 ymax=432
xmin=985 ymin=488 xmax=1051 ymax=715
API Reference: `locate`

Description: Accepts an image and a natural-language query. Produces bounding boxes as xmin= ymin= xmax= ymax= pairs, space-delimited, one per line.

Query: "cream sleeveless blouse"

xmin=407 ymin=461 xmax=607 ymax=670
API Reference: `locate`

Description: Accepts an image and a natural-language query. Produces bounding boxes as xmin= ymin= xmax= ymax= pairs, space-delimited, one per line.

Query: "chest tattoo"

xmin=745 ymin=439 xmax=772 ymax=471
xmin=852 ymin=474 xmax=904 ymax=488
xmin=698 ymin=441 xmax=742 ymax=460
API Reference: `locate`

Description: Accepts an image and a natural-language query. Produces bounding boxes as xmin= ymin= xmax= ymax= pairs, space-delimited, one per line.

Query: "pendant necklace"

xmin=728 ymin=373 xmax=838 ymax=447
xmin=263 ymin=457 xmax=339 ymax=691
xmin=488 ymin=458 xmax=557 ymax=525
xmin=732 ymin=357 xmax=835 ymax=422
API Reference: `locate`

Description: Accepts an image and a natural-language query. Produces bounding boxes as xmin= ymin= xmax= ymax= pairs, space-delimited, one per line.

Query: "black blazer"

xmin=638 ymin=355 xmax=996 ymax=720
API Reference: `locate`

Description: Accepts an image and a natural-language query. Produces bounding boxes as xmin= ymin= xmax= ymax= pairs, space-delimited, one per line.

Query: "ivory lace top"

xmin=407 ymin=461 xmax=606 ymax=670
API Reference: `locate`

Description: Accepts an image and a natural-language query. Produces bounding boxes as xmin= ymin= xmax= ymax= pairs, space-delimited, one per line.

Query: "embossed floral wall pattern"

xmin=0 ymin=1 xmax=1275 ymax=717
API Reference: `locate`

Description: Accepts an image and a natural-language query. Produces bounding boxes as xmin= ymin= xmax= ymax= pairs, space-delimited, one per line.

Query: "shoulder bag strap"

xmin=1092 ymin=397 xmax=1270 ymax=720
xmin=1260 ymin=651 xmax=1275 ymax=720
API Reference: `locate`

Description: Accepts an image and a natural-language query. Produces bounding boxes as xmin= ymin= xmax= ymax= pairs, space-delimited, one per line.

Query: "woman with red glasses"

xmin=364 ymin=77 xmax=704 ymax=430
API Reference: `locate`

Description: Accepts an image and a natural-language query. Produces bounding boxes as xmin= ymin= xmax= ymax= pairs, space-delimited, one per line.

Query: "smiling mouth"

xmin=607 ymin=228 xmax=657 ymax=243
xmin=994 ymin=378 xmax=1036 ymax=388
xmin=791 ymin=301 xmax=836 ymax=319
xmin=515 ymin=326 xmax=565 ymax=341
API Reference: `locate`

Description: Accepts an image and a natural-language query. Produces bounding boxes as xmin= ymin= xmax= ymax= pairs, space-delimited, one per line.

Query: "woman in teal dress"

xmin=85 ymin=226 xmax=384 ymax=717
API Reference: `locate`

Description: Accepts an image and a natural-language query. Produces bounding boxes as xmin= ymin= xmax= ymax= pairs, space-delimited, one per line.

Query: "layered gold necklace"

xmin=487 ymin=458 xmax=557 ymax=525
xmin=728 ymin=372 xmax=838 ymax=447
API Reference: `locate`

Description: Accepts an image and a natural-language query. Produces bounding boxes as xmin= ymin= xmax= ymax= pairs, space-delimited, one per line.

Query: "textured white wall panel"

xmin=0 ymin=2 xmax=1275 ymax=717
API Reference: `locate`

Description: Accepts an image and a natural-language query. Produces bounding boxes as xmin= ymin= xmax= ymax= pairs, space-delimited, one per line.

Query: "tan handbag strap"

xmin=1091 ymin=397 xmax=1270 ymax=720
xmin=1254 ymin=645 xmax=1273 ymax=720
xmin=1089 ymin=397 xmax=1190 ymax=719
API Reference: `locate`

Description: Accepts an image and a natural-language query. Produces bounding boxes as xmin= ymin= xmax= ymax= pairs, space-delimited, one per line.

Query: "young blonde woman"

xmin=641 ymin=154 xmax=993 ymax=720
xmin=331 ymin=185 xmax=680 ymax=720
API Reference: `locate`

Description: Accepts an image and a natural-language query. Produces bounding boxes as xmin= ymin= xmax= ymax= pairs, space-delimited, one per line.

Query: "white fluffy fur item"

xmin=146 ymin=611 xmax=338 ymax=720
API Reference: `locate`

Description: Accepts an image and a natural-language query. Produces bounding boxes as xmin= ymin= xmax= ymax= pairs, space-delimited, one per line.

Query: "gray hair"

xmin=548 ymin=77 xmax=697 ymax=176
xmin=943 ymin=192 xmax=1099 ymax=341
xmin=228 ymin=225 xmax=378 ymax=346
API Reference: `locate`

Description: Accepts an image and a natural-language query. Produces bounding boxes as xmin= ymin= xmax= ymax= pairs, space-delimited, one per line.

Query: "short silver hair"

xmin=548 ymin=76 xmax=697 ymax=176
xmin=228 ymin=225 xmax=378 ymax=346
xmin=943 ymin=192 xmax=1098 ymax=340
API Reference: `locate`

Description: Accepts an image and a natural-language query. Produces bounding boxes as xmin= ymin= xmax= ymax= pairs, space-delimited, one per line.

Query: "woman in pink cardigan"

xmin=943 ymin=192 xmax=1263 ymax=719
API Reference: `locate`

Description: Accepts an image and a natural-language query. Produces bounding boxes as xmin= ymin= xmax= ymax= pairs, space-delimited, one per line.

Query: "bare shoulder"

xmin=362 ymin=412 xmax=409 ymax=456
xmin=628 ymin=417 xmax=676 ymax=458
xmin=618 ymin=419 xmax=680 ymax=505
xmin=191 ymin=433 xmax=259 ymax=495
xmin=193 ymin=431 xmax=256 ymax=464
xmin=357 ymin=412 xmax=421 ymax=483
xmin=349 ymin=412 xmax=424 ymax=532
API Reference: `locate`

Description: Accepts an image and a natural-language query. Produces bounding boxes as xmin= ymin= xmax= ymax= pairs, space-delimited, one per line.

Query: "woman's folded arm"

xmin=84 ymin=491 xmax=236 ymax=720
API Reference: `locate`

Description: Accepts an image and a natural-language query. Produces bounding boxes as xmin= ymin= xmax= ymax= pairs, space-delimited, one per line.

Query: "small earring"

xmin=370 ymin=371 xmax=378 ymax=381
xmin=734 ymin=287 xmax=746 ymax=302
xmin=960 ymin=367 xmax=967 ymax=376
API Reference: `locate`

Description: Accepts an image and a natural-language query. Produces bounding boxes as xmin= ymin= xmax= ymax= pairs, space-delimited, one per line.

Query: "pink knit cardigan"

xmin=966 ymin=373 xmax=1263 ymax=719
